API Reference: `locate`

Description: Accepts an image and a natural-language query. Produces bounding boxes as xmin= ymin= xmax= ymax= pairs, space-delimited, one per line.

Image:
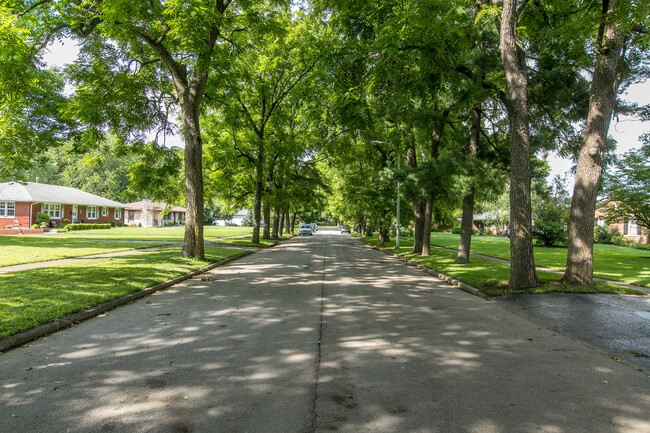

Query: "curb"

xmin=0 ymin=251 xmax=253 ymax=353
xmin=359 ymin=239 xmax=488 ymax=300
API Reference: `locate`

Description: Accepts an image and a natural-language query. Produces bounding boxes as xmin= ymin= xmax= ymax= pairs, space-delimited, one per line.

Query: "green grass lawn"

xmin=0 ymin=246 xmax=244 ymax=340
xmin=0 ymin=236 xmax=167 ymax=267
xmin=210 ymin=234 xmax=294 ymax=248
xmin=426 ymin=232 xmax=650 ymax=287
xmin=363 ymin=234 xmax=646 ymax=295
xmin=56 ymin=225 xmax=253 ymax=242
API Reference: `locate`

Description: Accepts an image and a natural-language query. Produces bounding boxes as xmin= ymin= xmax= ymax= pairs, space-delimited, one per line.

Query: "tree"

xmin=12 ymin=136 xmax=141 ymax=202
xmin=12 ymin=0 xmax=282 ymax=259
xmin=499 ymin=0 xmax=540 ymax=290
xmin=208 ymin=9 xmax=323 ymax=243
xmin=563 ymin=0 xmax=649 ymax=285
xmin=455 ymin=104 xmax=480 ymax=263
xmin=0 ymin=8 xmax=69 ymax=178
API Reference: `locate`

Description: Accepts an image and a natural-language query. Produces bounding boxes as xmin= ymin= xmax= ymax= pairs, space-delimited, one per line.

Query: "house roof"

xmin=125 ymin=200 xmax=186 ymax=213
xmin=232 ymin=208 xmax=250 ymax=217
xmin=473 ymin=211 xmax=508 ymax=221
xmin=0 ymin=181 xmax=126 ymax=208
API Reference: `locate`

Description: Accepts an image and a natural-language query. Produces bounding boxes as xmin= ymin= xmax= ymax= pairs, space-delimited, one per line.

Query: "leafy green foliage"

xmin=603 ymin=137 xmax=650 ymax=231
xmin=532 ymin=202 xmax=567 ymax=247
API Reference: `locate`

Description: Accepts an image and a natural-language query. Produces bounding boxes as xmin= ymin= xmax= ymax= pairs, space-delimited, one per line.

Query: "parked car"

xmin=340 ymin=225 xmax=351 ymax=234
xmin=298 ymin=224 xmax=313 ymax=236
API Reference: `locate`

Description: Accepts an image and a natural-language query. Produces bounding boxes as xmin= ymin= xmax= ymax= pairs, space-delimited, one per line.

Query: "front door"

xmin=72 ymin=205 xmax=78 ymax=223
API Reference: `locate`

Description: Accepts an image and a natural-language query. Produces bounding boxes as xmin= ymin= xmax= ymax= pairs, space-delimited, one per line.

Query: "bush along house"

xmin=0 ymin=181 xmax=127 ymax=231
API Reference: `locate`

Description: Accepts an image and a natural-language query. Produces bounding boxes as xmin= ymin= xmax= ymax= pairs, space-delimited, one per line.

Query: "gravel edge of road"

xmin=0 ymin=251 xmax=254 ymax=353
xmin=358 ymin=238 xmax=489 ymax=300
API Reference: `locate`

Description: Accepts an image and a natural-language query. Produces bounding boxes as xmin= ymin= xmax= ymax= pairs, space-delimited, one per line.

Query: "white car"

xmin=298 ymin=224 xmax=313 ymax=236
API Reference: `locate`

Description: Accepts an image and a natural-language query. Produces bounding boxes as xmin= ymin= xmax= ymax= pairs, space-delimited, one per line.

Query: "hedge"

xmin=60 ymin=223 xmax=111 ymax=232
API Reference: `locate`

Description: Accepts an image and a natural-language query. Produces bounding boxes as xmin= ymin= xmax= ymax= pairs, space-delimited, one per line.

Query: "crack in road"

xmin=308 ymin=235 xmax=328 ymax=433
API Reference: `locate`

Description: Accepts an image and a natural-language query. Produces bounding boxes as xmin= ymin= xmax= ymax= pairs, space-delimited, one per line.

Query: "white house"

xmin=212 ymin=208 xmax=251 ymax=226
xmin=124 ymin=199 xmax=186 ymax=227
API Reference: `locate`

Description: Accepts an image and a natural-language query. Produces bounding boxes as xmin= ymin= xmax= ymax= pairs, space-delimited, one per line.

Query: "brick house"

xmin=0 ymin=181 xmax=126 ymax=228
xmin=124 ymin=199 xmax=186 ymax=227
xmin=595 ymin=201 xmax=648 ymax=244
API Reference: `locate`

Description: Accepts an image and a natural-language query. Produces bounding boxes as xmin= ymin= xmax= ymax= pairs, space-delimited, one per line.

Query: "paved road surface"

xmin=498 ymin=293 xmax=650 ymax=372
xmin=1 ymin=232 xmax=649 ymax=432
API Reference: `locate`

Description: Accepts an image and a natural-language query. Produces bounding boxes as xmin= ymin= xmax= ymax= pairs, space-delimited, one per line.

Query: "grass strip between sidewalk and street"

xmin=0 ymin=246 xmax=244 ymax=340
xmin=362 ymin=235 xmax=645 ymax=296
xmin=0 ymin=236 xmax=168 ymax=267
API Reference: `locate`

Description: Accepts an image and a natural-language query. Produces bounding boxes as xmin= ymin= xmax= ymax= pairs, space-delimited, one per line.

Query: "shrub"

xmin=39 ymin=222 xmax=49 ymax=229
xmin=60 ymin=223 xmax=111 ymax=232
xmin=451 ymin=226 xmax=461 ymax=234
xmin=594 ymin=226 xmax=619 ymax=244
xmin=532 ymin=202 xmax=567 ymax=246
xmin=117 ymin=222 xmax=124 ymax=227
xmin=31 ymin=224 xmax=39 ymax=229
xmin=35 ymin=212 xmax=50 ymax=224
xmin=110 ymin=221 xmax=116 ymax=227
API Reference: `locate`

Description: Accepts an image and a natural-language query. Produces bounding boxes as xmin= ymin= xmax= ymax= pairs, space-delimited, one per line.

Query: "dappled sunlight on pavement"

xmin=0 ymin=232 xmax=648 ymax=432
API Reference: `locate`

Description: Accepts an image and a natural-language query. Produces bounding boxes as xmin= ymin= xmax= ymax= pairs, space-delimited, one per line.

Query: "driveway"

xmin=498 ymin=293 xmax=650 ymax=372
xmin=1 ymin=232 xmax=648 ymax=432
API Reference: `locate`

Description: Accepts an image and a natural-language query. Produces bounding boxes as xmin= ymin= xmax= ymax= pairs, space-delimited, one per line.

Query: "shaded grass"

xmin=363 ymin=236 xmax=644 ymax=296
xmin=0 ymin=246 xmax=244 ymax=340
xmin=427 ymin=232 xmax=650 ymax=288
xmin=1 ymin=236 xmax=166 ymax=267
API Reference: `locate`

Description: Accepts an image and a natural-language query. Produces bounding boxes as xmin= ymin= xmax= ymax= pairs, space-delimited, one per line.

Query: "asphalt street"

xmin=1 ymin=231 xmax=649 ymax=432
xmin=498 ymin=293 xmax=650 ymax=372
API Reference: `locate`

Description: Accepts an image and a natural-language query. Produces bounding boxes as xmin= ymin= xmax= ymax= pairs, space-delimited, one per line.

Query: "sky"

xmin=43 ymin=40 xmax=649 ymax=186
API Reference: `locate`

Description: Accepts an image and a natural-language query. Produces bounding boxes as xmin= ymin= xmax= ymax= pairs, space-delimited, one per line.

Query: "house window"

xmin=86 ymin=206 xmax=98 ymax=220
xmin=42 ymin=203 xmax=62 ymax=219
xmin=114 ymin=208 xmax=121 ymax=220
xmin=628 ymin=219 xmax=639 ymax=236
xmin=0 ymin=201 xmax=15 ymax=217
xmin=102 ymin=207 xmax=108 ymax=217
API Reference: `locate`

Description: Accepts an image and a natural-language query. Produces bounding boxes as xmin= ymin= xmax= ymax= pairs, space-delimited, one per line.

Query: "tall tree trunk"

xmin=179 ymin=102 xmax=205 ymax=259
xmin=422 ymin=112 xmax=447 ymax=257
xmin=500 ymin=0 xmax=540 ymax=290
xmin=563 ymin=0 xmax=623 ymax=286
xmin=378 ymin=210 xmax=390 ymax=246
xmin=422 ymin=201 xmax=433 ymax=256
xmin=456 ymin=104 xmax=481 ymax=264
xmin=365 ymin=222 xmax=373 ymax=237
xmin=407 ymin=140 xmax=424 ymax=254
xmin=272 ymin=207 xmax=280 ymax=238
xmin=263 ymin=201 xmax=271 ymax=239
xmin=290 ymin=213 xmax=297 ymax=233
xmin=252 ymin=162 xmax=263 ymax=244
xmin=279 ymin=208 xmax=286 ymax=236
